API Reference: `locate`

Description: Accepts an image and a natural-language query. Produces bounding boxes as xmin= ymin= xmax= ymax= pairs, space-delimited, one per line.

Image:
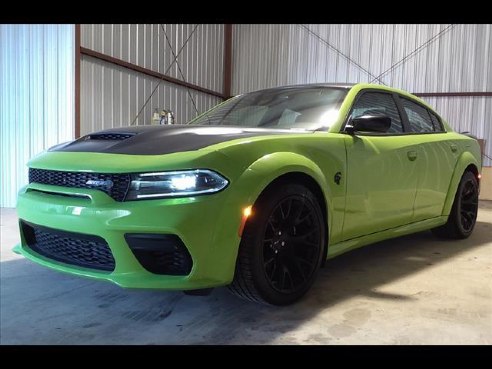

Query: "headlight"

xmin=126 ymin=169 xmax=229 ymax=200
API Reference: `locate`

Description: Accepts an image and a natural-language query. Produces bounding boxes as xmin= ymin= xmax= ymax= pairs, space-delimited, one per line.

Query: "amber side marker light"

xmin=238 ymin=206 xmax=253 ymax=237
xmin=478 ymin=173 xmax=482 ymax=180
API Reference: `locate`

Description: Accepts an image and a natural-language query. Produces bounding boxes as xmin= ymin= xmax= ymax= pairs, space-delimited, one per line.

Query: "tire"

xmin=432 ymin=171 xmax=479 ymax=239
xmin=228 ymin=183 xmax=326 ymax=305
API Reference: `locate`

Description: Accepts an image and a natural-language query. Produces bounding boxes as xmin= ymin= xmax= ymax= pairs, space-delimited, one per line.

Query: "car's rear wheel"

xmin=229 ymin=183 xmax=325 ymax=305
xmin=432 ymin=171 xmax=479 ymax=239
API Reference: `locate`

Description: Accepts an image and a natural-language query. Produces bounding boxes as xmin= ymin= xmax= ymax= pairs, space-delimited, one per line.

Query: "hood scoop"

xmin=87 ymin=133 xmax=136 ymax=141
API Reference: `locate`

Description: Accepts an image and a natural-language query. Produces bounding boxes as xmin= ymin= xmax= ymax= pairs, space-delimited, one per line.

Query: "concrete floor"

xmin=1 ymin=203 xmax=491 ymax=345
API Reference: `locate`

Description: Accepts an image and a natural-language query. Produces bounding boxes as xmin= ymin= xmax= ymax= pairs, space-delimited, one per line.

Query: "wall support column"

xmin=223 ymin=24 xmax=233 ymax=99
xmin=75 ymin=24 xmax=81 ymax=138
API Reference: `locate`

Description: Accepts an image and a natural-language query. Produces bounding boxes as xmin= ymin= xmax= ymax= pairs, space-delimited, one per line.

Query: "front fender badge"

xmin=334 ymin=172 xmax=342 ymax=185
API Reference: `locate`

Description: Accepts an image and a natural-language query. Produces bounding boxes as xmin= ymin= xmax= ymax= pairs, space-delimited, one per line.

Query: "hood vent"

xmin=87 ymin=133 xmax=136 ymax=141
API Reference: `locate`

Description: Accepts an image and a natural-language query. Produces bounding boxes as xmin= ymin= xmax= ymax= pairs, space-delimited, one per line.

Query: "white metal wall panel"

xmin=80 ymin=55 xmax=221 ymax=135
xmin=232 ymin=24 xmax=492 ymax=93
xmin=0 ymin=24 xmax=74 ymax=207
xmin=424 ymin=96 xmax=492 ymax=166
xmin=232 ymin=24 xmax=492 ymax=166
xmin=81 ymin=24 xmax=224 ymax=94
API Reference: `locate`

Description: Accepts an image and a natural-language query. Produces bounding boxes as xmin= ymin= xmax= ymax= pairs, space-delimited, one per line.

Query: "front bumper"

xmin=15 ymin=182 xmax=243 ymax=290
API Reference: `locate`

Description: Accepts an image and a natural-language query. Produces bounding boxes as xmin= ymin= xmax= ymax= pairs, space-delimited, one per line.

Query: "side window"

xmin=429 ymin=111 xmax=444 ymax=132
xmin=349 ymin=92 xmax=403 ymax=133
xmin=401 ymin=98 xmax=435 ymax=133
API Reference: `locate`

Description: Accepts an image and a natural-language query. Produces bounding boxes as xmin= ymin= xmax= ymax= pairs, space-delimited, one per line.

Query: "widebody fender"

xmin=442 ymin=151 xmax=481 ymax=216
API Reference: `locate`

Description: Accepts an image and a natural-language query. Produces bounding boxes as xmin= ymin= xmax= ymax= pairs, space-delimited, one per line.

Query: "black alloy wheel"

xmin=458 ymin=176 xmax=479 ymax=233
xmin=229 ymin=183 xmax=325 ymax=305
xmin=263 ymin=196 xmax=321 ymax=295
xmin=432 ymin=170 xmax=479 ymax=239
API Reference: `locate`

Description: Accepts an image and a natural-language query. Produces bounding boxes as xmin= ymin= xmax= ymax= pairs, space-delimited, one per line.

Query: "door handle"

xmin=407 ymin=151 xmax=418 ymax=161
xmin=450 ymin=144 xmax=458 ymax=153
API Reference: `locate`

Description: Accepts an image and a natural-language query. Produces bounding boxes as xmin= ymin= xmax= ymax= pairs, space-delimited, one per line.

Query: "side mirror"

xmin=345 ymin=114 xmax=391 ymax=134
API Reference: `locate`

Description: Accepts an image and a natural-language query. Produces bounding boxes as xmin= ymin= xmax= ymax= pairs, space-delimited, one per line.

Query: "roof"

xmin=241 ymin=83 xmax=435 ymax=111
xmin=243 ymin=83 xmax=357 ymax=95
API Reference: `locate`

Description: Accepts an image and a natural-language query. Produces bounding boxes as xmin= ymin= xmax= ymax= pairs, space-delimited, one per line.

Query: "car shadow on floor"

xmin=1 ymin=220 xmax=491 ymax=344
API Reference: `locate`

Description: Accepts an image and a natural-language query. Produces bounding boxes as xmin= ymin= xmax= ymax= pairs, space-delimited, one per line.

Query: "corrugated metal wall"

xmin=425 ymin=96 xmax=491 ymax=150
xmin=80 ymin=24 xmax=224 ymax=133
xmin=2 ymin=24 xmax=488 ymax=209
xmin=232 ymin=24 xmax=492 ymax=166
xmin=0 ymin=24 xmax=75 ymax=207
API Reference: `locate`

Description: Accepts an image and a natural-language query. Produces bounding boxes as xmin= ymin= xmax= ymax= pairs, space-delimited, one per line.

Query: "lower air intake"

xmin=21 ymin=221 xmax=115 ymax=272
xmin=125 ymin=234 xmax=192 ymax=276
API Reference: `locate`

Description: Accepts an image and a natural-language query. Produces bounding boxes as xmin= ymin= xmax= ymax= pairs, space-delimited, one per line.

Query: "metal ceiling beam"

xmin=80 ymin=47 xmax=226 ymax=100
xmin=414 ymin=92 xmax=492 ymax=97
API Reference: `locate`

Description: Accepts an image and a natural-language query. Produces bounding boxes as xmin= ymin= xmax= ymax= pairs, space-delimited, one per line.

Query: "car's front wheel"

xmin=432 ymin=170 xmax=479 ymax=239
xmin=229 ymin=183 xmax=325 ymax=305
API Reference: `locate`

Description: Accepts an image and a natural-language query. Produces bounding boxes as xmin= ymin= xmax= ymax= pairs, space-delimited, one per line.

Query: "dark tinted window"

xmin=188 ymin=87 xmax=348 ymax=130
xmin=349 ymin=92 xmax=403 ymax=133
xmin=429 ymin=111 xmax=444 ymax=132
xmin=401 ymin=98 xmax=434 ymax=133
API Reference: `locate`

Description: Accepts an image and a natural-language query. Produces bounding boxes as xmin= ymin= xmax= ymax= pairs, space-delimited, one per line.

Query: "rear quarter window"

xmin=401 ymin=98 xmax=435 ymax=133
xmin=429 ymin=111 xmax=444 ymax=132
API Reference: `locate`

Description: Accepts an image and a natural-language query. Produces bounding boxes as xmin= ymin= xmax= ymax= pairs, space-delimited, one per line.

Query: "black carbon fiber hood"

xmin=51 ymin=125 xmax=304 ymax=155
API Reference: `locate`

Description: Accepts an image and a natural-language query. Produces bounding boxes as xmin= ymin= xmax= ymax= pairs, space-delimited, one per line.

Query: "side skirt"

xmin=327 ymin=216 xmax=448 ymax=259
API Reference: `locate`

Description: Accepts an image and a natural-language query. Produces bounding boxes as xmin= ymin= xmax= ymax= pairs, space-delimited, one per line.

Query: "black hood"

xmin=51 ymin=125 xmax=306 ymax=155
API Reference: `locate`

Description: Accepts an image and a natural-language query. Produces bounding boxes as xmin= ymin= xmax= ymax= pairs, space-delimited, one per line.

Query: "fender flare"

xmin=442 ymin=151 xmax=480 ymax=216
xmin=206 ymin=152 xmax=335 ymax=283
xmin=232 ymin=151 xmax=332 ymax=229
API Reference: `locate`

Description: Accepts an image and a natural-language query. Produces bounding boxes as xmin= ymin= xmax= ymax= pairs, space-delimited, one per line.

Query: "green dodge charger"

xmin=15 ymin=83 xmax=481 ymax=305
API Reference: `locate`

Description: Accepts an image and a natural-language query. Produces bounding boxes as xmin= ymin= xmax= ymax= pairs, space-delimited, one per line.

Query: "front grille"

xmin=88 ymin=133 xmax=135 ymax=140
xmin=21 ymin=221 xmax=115 ymax=272
xmin=29 ymin=168 xmax=131 ymax=202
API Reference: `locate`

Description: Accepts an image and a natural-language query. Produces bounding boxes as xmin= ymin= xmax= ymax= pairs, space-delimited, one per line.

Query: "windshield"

xmin=188 ymin=87 xmax=348 ymax=130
